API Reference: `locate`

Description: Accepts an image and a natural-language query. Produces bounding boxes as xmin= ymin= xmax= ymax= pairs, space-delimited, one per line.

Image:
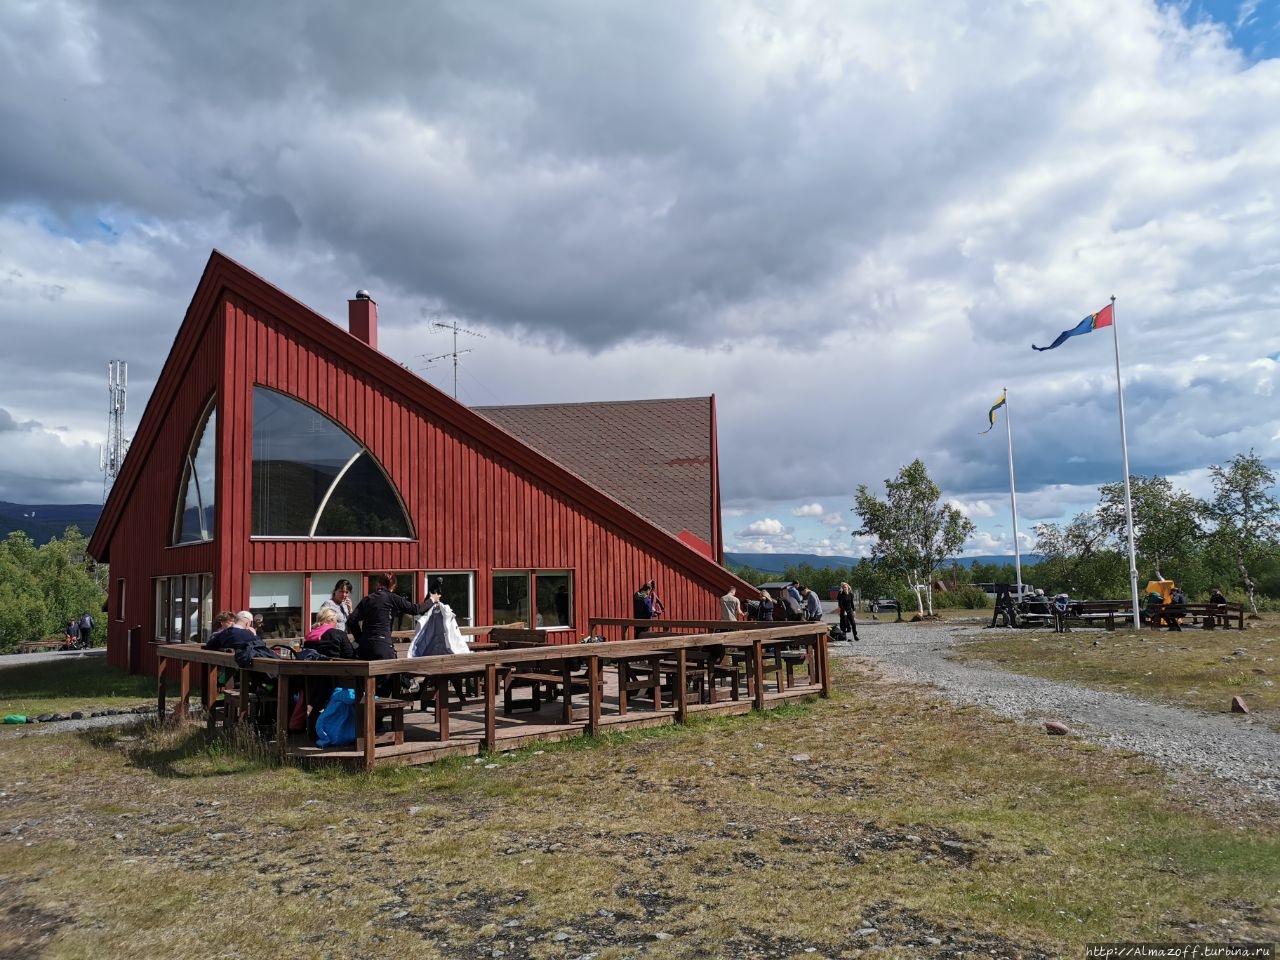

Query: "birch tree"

xmin=852 ymin=459 xmax=974 ymax=617
xmin=1097 ymin=475 xmax=1204 ymax=580
xmin=1205 ymin=451 xmax=1280 ymax=616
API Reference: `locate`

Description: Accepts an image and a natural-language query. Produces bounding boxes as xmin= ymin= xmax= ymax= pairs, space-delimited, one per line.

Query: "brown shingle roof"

xmin=475 ymin=397 xmax=716 ymax=548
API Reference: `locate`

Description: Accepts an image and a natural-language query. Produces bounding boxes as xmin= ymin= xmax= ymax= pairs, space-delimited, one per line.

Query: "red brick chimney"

xmin=348 ymin=290 xmax=377 ymax=349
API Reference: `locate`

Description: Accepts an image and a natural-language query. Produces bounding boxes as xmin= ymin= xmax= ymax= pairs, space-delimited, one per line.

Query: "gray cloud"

xmin=0 ymin=0 xmax=1276 ymax=547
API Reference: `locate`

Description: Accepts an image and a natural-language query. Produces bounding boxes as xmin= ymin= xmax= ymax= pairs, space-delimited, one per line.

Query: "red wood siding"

xmin=228 ymin=294 xmax=723 ymax=637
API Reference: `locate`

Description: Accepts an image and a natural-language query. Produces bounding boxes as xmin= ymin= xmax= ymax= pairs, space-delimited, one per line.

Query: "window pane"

xmin=536 ymin=572 xmax=572 ymax=629
xmin=154 ymin=578 xmax=170 ymax=641
xmin=492 ymin=572 xmax=529 ymax=626
xmin=314 ymin=452 xmax=412 ymax=537
xmin=252 ymin=388 xmax=356 ymax=536
xmin=251 ymin=387 xmax=412 ymax=538
xmin=175 ymin=403 xmax=216 ymax=544
xmin=169 ymin=576 xmax=182 ymax=642
xmin=249 ymin=573 xmax=304 ymax=639
xmin=427 ymin=572 xmax=475 ymax=627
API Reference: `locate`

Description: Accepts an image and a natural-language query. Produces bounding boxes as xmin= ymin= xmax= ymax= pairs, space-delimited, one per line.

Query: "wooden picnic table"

xmin=154 ymin=622 xmax=829 ymax=770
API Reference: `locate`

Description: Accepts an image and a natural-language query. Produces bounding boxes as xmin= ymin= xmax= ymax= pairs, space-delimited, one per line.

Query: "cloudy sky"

xmin=3 ymin=0 xmax=1278 ymax=558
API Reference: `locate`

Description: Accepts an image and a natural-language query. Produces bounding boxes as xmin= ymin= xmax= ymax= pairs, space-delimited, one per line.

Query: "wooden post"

xmin=436 ymin=680 xmax=451 ymax=741
xmin=674 ymin=650 xmax=687 ymax=724
xmin=275 ymin=670 xmax=290 ymax=760
xmin=156 ymin=655 xmax=167 ymax=721
xmin=362 ymin=677 xmax=377 ymax=771
xmin=818 ymin=630 xmax=830 ymax=698
xmin=484 ymin=664 xmax=497 ymax=750
xmin=751 ymin=640 xmax=765 ymax=711
xmin=587 ymin=655 xmax=600 ymax=735
xmin=175 ymin=660 xmax=191 ymax=720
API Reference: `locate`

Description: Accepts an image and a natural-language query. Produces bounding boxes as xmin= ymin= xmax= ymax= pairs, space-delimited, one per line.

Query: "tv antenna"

xmin=418 ymin=320 xmax=485 ymax=399
xmin=99 ymin=359 xmax=129 ymax=503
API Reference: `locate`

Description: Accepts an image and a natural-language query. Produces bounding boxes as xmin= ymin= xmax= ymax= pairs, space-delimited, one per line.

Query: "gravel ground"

xmin=831 ymin=617 xmax=1280 ymax=809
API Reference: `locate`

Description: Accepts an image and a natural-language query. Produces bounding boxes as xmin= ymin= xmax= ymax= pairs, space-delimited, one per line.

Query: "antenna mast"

xmin=418 ymin=320 xmax=485 ymax=400
xmin=100 ymin=360 xmax=128 ymax=502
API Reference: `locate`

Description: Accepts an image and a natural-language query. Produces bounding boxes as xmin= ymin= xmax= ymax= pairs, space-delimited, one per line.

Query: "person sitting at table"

xmin=303 ymin=607 xmax=357 ymax=659
xmin=301 ymin=607 xmax=357 ymax=738
xmin=1163 ymin=584 xmax=1187 ymax=631
xmin=801 ymin=586 xmax=823 ymax=623
xmin=205 ymin=610 xmax=254 ymax=652
xmin=348 ymin=573 xmax=434 ymax=697
xmin=1208 ymin=586 xmax=1227 ymax=609
xmin=1143 ymin=590 xmax=1165 ymax=627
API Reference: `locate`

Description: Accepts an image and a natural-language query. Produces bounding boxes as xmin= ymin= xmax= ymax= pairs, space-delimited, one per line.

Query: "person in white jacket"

xmin=408 ymin=587 xmax=470 ymax=704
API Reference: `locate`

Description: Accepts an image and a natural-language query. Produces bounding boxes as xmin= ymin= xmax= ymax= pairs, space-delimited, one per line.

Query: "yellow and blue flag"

xmin=980 ymin=391 xmax=1006 ymax=434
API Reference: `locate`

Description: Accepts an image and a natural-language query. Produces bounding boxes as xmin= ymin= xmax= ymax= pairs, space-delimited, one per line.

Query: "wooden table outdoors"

xmin=155 ymin=622 xmax=829 ymax=770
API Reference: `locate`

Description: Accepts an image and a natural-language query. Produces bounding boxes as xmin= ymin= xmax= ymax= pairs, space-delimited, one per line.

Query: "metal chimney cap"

xmin=354 ymin=289 xmax=372 ymax=300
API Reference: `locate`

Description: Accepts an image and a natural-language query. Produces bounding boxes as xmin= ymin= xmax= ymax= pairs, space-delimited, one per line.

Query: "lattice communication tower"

xmin=100 ymin=360 xmax=129 ymax=502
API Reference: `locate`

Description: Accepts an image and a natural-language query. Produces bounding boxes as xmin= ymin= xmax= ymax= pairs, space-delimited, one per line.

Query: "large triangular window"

xmin=251 ymin=387 xmax=412 ymax=538
xmin=174 ymin=399 xmax=217 ymax=544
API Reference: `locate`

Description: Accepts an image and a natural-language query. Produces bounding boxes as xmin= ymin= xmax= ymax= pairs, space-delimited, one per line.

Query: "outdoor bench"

xmin=17 ymin=639 xmax=65 ymax=654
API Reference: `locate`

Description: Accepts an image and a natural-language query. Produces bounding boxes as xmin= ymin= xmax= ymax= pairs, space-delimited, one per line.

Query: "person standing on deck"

xmin=348 ymin=572 xmax=433 ymax=696
xmin=318 ymin=578 xmax=355 ymax=632
xmin=719 ymin=586 xmax=742 ymax=621
xmin=633 ymin=582 xmax=655 ymax=620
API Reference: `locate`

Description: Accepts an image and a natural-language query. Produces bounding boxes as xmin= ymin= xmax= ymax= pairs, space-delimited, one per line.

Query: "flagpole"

xmin=1110 ymin=296 xmax=1141 ymax=628
xmin=1003 ymin=387 xmax=1024 ymax=597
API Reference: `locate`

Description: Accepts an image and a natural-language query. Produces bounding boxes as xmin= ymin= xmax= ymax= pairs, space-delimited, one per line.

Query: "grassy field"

xmin=0 ymin=656 xmax=155 ymax=717
xmin=952 ymin=618 xmax=1279 ymax=728
xmin=0 ymin=657 xmax=1276 ymax=959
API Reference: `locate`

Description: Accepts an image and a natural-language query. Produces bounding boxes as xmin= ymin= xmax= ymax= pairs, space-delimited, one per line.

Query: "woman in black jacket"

xmin=836 ymin=582 xmax=859 ymax=641
xmin=348 ymin=573 xmax=435 ymax=695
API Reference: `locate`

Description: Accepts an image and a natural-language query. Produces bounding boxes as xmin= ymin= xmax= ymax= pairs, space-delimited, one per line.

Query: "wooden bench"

xmin=17 ymin=639 xmax=64 ymax=654
xmin=357 ymin=697 xmax=410 ymax=750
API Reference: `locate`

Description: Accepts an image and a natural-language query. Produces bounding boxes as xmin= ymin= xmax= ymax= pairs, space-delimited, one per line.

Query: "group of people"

xmin=61 ymin=612 xmax=96 ymax=650
xmin=204 ymin=573 xmax=456 ymax=738
xmin=718 ymin=581 xmax=859 ymax=640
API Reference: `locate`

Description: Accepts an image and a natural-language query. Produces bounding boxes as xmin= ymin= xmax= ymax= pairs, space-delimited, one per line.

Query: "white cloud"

xmin=791 ymin=502 xmax=824 ymax=517
xmin=737 ymin=518 xmax=792 ymax=538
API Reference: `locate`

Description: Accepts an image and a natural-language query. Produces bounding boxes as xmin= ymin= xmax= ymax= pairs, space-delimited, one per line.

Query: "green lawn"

xmin=0 ymin=656 xmax=155 ymax=717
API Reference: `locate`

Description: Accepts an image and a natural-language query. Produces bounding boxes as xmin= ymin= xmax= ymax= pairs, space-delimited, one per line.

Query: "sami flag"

xmin=1032 ymin=303 xmax=1114 ymax=352
xmin=980 ymin=391 xmax=1006 ymax=435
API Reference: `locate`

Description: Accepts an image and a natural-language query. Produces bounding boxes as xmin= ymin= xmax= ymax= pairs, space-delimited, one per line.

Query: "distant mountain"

xmin=0 ymin=502 xmax=102 ymax=544
xmin=724 ymin=552 xmax=1042 ymax=574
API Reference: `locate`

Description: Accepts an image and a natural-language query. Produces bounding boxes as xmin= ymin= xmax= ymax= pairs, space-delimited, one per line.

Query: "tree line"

xmin=728 ymin=452 xmax=1280 ymax=617
xmin=0 ymin=527 xmax=106 ymax=652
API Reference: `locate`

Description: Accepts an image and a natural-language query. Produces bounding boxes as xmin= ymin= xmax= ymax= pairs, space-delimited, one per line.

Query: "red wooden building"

xmin=88 ymin=251 xmax=750 ymax=674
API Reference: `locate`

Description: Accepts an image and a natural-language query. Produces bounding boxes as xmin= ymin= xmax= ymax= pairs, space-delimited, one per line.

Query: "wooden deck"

xmin=156 ymin=622 xmax=829 ymax=770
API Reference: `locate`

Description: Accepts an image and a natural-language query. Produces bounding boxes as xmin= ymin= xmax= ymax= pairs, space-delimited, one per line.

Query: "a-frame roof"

xmin=88 ymin=251 xmax=745 ymax=592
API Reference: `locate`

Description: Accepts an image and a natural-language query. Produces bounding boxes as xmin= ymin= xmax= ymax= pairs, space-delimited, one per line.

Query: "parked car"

xmin=870 ymin=598 xmax=898 ymax=613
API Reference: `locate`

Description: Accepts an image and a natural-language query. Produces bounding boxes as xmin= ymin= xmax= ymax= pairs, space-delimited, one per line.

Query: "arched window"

xmin=173 ymin=399 xmax=217 ymax=544
xmin=251 ymin=387 xmax=412 ymax=538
